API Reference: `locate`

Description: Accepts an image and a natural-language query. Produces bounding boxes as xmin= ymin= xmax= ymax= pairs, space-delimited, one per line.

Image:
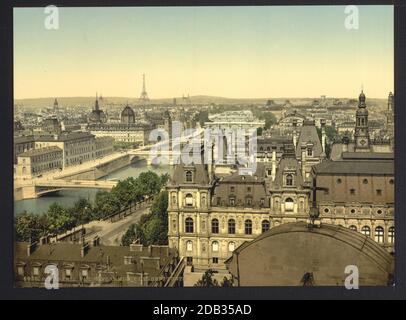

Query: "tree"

xmin=68 ymin=198 xmax=93 ymax=225
xmin=220 ymin=277 xmax=234 ymax=287
xmin=15 ymin=211 xmax=48 ymax=242
xmin=136 ymin=171 xmax=164 ymax=196
xmin=263 ymin=112 xmax=277 ymax=129
xmin=45 ymin=203 xmax=76 ymax=235
xmin=194 ymin=269 xmax=219 ymax=287
xmin=129 ymin=191 xmax=169 ymax=246
xmin=121 ymin=224 xmax=145 ymax=246
xmin=194 ymin=110 xmax=209 ymax=127
xmin=257 ymin=127 xmax=263 ymax=136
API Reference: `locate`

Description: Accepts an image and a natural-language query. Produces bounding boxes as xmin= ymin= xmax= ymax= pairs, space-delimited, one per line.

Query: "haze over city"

xmin=14 ymin=6 xmax=393 ymax=100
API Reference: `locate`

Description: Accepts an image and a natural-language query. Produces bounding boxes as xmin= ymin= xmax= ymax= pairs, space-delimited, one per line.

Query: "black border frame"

xmin=1 ymin=0 xmax=405 ymax=300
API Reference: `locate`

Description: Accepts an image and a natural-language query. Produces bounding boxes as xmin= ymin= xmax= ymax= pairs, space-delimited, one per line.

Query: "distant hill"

xmin=13 ymin=95 xmax=388 ymax=110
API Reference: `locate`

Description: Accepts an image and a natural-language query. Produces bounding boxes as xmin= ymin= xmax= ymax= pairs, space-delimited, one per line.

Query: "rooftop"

xmin=36 ymin=132 xmax=95 ymax=142
xmin=18 ymin=146 xmax=62 ymax=158
xmin=312 ymin=160 xmax=394 ymax=175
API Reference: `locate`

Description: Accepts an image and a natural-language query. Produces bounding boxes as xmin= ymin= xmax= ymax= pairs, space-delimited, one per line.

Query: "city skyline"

xmin=14 ymin=6 xmax=393 ymax=100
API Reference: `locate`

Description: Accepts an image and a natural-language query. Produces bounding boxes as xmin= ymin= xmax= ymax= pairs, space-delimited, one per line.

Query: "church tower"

xmin=354 ymin=90 xmax=371 ymax=152
xmin=387 ymin=92 xmax=394 ymax=127
xmin=53 ymin=98 xmax=59 ymax=115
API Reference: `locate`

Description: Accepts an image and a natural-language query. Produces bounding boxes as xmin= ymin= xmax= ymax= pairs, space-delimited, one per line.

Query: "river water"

xmin=14 ymin=160 xmax=172 ymax=216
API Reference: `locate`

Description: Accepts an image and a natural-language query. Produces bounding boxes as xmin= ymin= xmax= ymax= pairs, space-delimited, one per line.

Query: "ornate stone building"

xmin=166 ymin=150 xmax=313 ymax=269
xmin=331 ymin=91 xmax=393 ymax=160
xmin=312 ymin=160 xmax=395 ymax=253
xmin=88 ymin=104 xmax=153 ymax=145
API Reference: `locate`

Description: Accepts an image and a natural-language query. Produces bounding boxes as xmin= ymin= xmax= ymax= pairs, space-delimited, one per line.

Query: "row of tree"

xmin=15 ymin=171 xmax=169 ymax=243
xmin=121 ymin=191 xmax=169 ymax=246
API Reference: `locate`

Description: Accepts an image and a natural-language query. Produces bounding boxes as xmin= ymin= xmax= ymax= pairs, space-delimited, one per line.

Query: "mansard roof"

xmin=295 ymin=121 xmax=323 ymax=159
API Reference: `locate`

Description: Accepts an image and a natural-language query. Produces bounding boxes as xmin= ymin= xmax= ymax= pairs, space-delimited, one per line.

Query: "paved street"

xmin=83 ymin=206 xmax=150 ymax=246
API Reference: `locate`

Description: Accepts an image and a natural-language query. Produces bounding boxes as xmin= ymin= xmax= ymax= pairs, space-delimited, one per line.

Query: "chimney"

xmin=271 ymin=150 xmax=277 ymax=181
xmin=80 ymin=242 xmax=90 ymax=258
xmin=93 ymin=236 xmax=100 ymax=247
xmin=321 ymin=120 xmax=326 ymax=154
xmin=26 ymin=242 xmax=37 ymax=257
xmin=301 ymin=143 xmax=307 ymax=181
xmin=208 ymin=142 xmax=215 ymax=182
xmin=130 ymin=243 xmax=144 ymax=252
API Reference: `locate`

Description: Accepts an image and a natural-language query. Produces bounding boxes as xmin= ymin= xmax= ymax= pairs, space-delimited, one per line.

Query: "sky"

xmin=13 ymin=6 xmax=394 ymax=100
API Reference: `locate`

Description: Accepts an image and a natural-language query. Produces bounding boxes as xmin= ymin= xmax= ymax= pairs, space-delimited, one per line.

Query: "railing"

xmin=102 ymin=196 xmax=155 ymax=223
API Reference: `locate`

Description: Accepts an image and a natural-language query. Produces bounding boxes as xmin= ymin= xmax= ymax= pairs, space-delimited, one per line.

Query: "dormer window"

xmin=185 ymin=171 xmax=193 ymax=182
xmin=307 ymin=148 xmax=313 ymax=157
xmin=286 ymin=174 xmax=294 ymax=186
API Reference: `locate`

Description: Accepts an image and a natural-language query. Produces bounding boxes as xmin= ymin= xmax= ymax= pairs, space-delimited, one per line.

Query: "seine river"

xmin=14 ymin=160 xmax=172 ymax=216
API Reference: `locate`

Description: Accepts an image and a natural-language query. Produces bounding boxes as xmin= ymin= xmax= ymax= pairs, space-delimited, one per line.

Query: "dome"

xmin=225 ymin=222 xmax=394 ymax=286
xmin=121 ymin=105 xmax=135 ymax=124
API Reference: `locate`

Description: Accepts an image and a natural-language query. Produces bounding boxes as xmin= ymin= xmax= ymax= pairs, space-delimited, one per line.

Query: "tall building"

xmin=354 ymin=91 xmax=371 ymax=151
xmin=330 ymin=91 xmax=393 ymax=160
xmin=386 ymin=91 xmax=395 ymax=138
xmin=53 ymin=98 xmax=59 ymax=116
xmin=139 ymin=74 xmax=149 ymax=102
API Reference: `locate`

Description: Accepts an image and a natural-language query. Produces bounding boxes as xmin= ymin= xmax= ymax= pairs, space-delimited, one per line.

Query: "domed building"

xmin=121 ymin=104 xmax=135 ymax=124
xmin=88 ymin=94 xmax=107 ymax=124
xmin=225 ymin=222 xmax=394 ymax=286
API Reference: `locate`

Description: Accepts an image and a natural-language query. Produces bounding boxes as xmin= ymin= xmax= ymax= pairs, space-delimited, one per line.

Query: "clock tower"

xmin=354 ymin=90 xmax=371 ymax=152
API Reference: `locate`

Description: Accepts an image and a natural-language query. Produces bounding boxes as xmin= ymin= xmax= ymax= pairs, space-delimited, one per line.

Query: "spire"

xmin=95 ymin=92 xmax=99 ymax=111
xmin=139 ymin=74 xmax=149 ymax=102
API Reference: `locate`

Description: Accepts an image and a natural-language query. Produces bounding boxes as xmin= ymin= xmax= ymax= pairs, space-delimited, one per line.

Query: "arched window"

xmin=228 ymin=219 xmax=236 ymax=234
xmin=349 ymin=225 xmax=358 ymax=232
xmin=245 ymin=220 xmax=252 ymax=235
xmin=388 ymin=227 xmax=395 ymax=244
xmin=375 ymin=226 xmax=384 ymax=244
xmin=228 ymin=242 xmax=235 ymax=252
xmin=286 ymin=174 xmax=293 ymax=186
xmin=185 ymin=194 xmax=193 ymax=207
xmin=285 ymin=198 xmax=294 ymax=212
xmin=361 ymin=226 xmax=371 ymax=237
xmin=262 ymin=220 xmax=270 ymax=233
xmin=212 ymin=241 xmax=219 ymax=252
xmin=185 ymin=218 xmax=194 ymax=233
xmin=186 ymin=240 xmax=193 ymax=251
xmin=185 ymin=171 xmax=193 ymax=182
xmin=211 ymin=219 xmax=219 ymax=234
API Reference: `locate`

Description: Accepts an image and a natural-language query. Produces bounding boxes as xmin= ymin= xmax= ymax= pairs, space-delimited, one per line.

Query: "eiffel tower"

xmin=139 ymin=74 xmax=149 ymax=102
